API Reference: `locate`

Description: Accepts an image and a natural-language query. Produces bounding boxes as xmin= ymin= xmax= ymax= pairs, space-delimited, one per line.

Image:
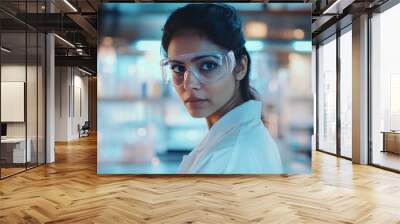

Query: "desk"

xmin=1 ymin=138 xmax=31 ymax=163
xmin=382 ymin=131 xmax=400 ymax=154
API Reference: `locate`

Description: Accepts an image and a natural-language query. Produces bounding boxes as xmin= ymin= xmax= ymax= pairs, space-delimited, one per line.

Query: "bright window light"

xmin=54 ymin=34 xmax=75 ymax=48
xmin=1 ymin=47 xmax=11 ymax=53
xmin=78 ymin=67 xmax=93 ymax=76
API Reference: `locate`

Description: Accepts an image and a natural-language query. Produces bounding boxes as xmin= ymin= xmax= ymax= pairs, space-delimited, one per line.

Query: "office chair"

xmin=79 ymin=121 xmax=90 ymax=138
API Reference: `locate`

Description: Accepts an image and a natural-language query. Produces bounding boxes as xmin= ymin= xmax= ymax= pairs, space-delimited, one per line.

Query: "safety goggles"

xmin=160 ymin=50 xmax=236 ymax=85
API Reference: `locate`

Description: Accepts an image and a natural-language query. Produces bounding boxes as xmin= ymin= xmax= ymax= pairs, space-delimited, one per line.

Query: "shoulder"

xmin=229 ymin=122 xmax=283 ymax=173
xmin=197 ymin=120 xmax=283 ymax=174
xmin=234 ymin=119 xmax=280 ymax=154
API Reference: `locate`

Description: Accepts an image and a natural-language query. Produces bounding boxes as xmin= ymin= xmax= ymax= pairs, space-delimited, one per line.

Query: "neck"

xmin=206 ymin=91 xmax=245 ymax=129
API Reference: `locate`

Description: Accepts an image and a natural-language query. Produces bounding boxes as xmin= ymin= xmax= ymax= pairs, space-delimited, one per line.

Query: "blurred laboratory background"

xmin=97 ymin=3 xmax=312 ymax=174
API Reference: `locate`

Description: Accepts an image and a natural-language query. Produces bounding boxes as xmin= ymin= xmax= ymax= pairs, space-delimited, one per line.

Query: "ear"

xmin=233 ymin=55 xmax=248 ymax=81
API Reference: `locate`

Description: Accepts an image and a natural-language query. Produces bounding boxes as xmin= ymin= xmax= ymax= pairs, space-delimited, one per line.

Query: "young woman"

xmin=160 ymin=3 xmax=283 ymax=174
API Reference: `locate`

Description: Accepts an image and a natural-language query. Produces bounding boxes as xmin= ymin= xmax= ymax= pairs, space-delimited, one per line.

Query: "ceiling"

xmin=0 ymin=0 xmax=391 ymax=74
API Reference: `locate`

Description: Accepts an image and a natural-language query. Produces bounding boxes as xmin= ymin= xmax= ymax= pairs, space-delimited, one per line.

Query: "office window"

xmin=339 ymin=29 xmax=352 ymax=158
xmin=371 ymin=3 xmax=400 ymax=171
xmin=317 ymin=37 xmax=337 ymax=154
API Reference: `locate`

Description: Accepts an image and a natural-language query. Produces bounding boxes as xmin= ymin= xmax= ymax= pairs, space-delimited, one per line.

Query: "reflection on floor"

xmin=373 ymin=150 xmax=400 ymax=171
xmin=0 ymin=167 xmax=25 ymax=178
xmin=0 ymin=162 xmax=42 ymax=178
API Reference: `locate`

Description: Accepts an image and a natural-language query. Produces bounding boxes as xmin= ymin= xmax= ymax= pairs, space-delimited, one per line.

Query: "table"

xmin=381 ymin=131 xmax=400 ymax=154
xmin=1 ymin=138 xmax=31 ymax=163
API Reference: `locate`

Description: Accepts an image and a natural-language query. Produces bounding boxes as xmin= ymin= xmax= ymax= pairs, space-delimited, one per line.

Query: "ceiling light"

xmin=1 ymin=47 xmax=11 ymax=53
xmin=322 ymin=0 xmax=353 ymax=15
xmin=54 ymin=34 xmax=75 ymax=48
xmin=78 ymin=67 xmax=93 ymax=76
xmin=63 ymin=0 xmax=78 ymax=12
xmin=323 ymin=0 xmax=341 ymax=14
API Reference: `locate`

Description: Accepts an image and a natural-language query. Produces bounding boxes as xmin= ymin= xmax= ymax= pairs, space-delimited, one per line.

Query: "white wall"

xmin=55 ymin=67 xmax=89 ymax=141
xmin=55 ymin=66 xmax=69 ymax=141
xmin=1 ymin=65 xmax=26 ymax=127
xmin=1 ymin=65 xmax=38 ymax=138
xmin=72 ymin=73 xmax=89 ymax=137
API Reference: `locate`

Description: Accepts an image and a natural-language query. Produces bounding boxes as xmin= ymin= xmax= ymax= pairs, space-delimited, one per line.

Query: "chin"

xmin=187 ymin=108 xmax=209 ymax=118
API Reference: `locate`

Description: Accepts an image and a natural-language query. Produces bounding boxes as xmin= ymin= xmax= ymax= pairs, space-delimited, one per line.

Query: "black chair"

xmin=79 ymin=121 xmax=90 ymax=138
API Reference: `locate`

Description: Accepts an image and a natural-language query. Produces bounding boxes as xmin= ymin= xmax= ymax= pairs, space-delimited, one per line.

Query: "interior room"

xmin=0 ymin=0 xmax=399 ymax=223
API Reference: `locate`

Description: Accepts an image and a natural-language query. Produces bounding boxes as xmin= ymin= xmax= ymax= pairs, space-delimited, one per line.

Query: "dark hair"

xmin=161 ymin=3 xmax=259 ymax=102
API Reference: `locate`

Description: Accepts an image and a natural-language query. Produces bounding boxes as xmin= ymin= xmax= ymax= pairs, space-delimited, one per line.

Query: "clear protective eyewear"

xmin=160 ymin=50 xmax=236 ymax=85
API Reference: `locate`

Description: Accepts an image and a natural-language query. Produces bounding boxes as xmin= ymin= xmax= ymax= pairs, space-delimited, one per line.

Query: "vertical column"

xmin=88 ymin=77 xmax=97 ymax=132
xmin=312 ymin=45 xmax=317 ymax=151
xmin=336 ymin=29 xmax=341 ymax=156
xmin=46 ymin=1 xmax=55 ymax=163
xmin=352 ymin=14 xmax=369 ymax=164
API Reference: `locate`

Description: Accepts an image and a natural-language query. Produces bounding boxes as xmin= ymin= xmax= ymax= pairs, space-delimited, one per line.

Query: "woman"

xmin=160 ymin=3 xmax=283 ymax=174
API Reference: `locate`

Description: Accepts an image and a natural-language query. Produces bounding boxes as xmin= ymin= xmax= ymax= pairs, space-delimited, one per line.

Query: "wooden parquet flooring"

xmin=1 ymin=134 xmax=400 ymax=223
xmin=0 ymin=167 xmax=26 ymax=178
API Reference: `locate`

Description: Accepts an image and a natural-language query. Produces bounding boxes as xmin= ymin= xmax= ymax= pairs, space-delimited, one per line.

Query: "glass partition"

xmin=0 ymin=1 xmax=46 ymax=179
xmin=1 ymin=30 xmax=28 ymax=178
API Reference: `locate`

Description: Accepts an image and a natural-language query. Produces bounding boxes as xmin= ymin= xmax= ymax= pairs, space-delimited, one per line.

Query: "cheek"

xmin=173 ymin=85 xmax=185 ymax=99
xmin=204 ymin=76 xmax=236 ymax=104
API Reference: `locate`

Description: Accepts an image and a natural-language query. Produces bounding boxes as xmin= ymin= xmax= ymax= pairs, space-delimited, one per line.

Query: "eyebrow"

xmin=169 ymin=55 xmax=219 ymax=64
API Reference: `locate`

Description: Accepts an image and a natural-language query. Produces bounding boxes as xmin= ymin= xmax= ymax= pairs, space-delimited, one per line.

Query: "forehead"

xmin=168 ymin=32 xmax=224 ymax=58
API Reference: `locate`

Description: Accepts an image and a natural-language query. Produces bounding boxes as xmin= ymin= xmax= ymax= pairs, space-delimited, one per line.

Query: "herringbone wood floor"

xmin=1 ymin=135 xmax=400 ymax=224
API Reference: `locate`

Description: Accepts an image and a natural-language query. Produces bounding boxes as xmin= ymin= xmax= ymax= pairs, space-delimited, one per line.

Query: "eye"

xmin=170 ymin=64 xmax=186 ymax=74
xmin=200 ymin=61 xmax=218 ymax=72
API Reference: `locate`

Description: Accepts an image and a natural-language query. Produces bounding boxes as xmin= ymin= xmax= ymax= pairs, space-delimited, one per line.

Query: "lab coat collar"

xmin=207 ymin=100 xmax=262 ymax=143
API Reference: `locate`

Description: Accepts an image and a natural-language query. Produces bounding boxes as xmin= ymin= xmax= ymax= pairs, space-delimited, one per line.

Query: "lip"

xmin=184 ymin=96 xmax=208 ymax=107
xmin=184 ymin=96 xmax=207 ymax=103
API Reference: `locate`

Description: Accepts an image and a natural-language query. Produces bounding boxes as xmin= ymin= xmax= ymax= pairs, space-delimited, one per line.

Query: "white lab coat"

xmin=178 ymin=100 xmax=283 ymax=174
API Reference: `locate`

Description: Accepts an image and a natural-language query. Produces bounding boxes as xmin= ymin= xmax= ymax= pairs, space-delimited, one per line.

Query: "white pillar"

xmin=46 ymin=1 xmax=55 ymax=163
xmin=352 ymin=14 xmax=369 ymax=164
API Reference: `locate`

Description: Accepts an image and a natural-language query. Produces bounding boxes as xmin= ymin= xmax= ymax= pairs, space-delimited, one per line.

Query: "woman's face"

xmin=167 ymin=33 xmax=237 ymax=118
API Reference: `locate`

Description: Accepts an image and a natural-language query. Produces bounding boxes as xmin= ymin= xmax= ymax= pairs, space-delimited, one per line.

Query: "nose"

xmin=183 ymin=69 xmax=201 ymax=90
